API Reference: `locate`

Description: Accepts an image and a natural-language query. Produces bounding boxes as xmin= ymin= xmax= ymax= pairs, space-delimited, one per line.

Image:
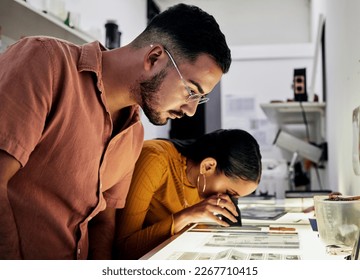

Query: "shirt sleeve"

xmin=113 ymin=144 xmax=175 ymax=260
xmin=0 ymin=37 xmax=54 ymax=166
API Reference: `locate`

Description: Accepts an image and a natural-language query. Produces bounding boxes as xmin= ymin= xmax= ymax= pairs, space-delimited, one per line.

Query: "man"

xmin=0 ymin=4 xmax=231 ymax=259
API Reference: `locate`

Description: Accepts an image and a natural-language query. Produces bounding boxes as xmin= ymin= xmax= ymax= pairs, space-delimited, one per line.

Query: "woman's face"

xmin=202 ymin=172 xmax=258 ymax=198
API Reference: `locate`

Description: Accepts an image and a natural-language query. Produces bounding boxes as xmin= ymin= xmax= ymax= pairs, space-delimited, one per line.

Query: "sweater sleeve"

xmin=113 ymin=143 xmax=175 ymax=260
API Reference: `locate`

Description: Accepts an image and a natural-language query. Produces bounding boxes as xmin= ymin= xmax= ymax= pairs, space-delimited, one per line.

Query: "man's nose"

xmin=181 ymin=101 xmax=199 ymax=117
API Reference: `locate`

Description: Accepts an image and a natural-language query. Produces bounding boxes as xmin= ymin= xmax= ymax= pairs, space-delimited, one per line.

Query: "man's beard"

xmin=135 ymin=69 xmax=168 ymax=125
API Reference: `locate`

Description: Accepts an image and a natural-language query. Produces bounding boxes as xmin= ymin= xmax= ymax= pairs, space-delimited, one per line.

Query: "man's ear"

xmin=144 ymin=45 xmax=165 ymax=70
xmin=200 ymin=157 xmax=217 ymax=175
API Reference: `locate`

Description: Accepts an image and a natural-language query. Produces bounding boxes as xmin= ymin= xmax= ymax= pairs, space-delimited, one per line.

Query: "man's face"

xmin=133 ymin=53 xmax=223 ymax=126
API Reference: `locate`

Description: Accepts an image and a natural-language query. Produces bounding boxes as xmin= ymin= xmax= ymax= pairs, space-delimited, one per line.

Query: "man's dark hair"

xmin=132 ymin=3 xmax=231 ymax=73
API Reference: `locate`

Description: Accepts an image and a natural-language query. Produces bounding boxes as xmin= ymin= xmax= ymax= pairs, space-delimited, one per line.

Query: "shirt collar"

xmin=78 ymin=41 xmax=107 ymax=92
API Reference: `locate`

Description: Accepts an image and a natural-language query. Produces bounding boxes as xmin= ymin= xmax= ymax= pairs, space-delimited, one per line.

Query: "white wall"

xmin=155 ymin=0 xmax=311 ymax=46
xmin=326 ymin=0 xmax=360 ymax=195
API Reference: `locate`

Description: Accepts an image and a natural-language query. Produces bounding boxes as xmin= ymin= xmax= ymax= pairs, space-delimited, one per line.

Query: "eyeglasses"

xmin=164 ymin=49 xmax=209 ymax=105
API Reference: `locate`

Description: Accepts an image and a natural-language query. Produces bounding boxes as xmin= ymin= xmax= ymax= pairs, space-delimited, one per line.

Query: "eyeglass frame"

xmin=163 ymin=48 xmax=209 ymax=105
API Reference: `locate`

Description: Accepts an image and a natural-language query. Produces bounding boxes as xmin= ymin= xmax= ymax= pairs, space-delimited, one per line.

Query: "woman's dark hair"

xmin=168 ymin=129 xmax=262 ymax=183
xmin=131 ymin=3 xmax=231 ymax=73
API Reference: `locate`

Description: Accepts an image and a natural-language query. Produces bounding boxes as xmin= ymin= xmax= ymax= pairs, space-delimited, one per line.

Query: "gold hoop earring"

xmin=197 ymin=173 xmax=206 ymax=193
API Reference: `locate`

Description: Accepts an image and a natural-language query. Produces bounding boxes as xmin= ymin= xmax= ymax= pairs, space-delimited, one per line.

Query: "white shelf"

xmin=260 ymin=102 xmax=326 ymax=125
xmin=0 ymin=0 xmax=96 ymax=45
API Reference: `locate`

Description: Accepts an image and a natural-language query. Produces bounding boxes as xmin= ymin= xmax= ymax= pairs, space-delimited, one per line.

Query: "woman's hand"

xmin=173 ymin=193 xmax=239 ymax=233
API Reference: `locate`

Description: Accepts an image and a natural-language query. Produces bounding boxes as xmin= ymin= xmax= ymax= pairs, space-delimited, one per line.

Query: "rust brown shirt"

xmin=0 ymin=36 xmax=144 ymax=259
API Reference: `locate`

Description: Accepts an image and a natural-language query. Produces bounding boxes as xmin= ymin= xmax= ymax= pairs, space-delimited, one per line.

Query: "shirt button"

xmin=87 ymin=216 xmax=92 ymax=221
xmin=99 ymin=183 xmax=103 ymax=189
xmin=78 ymin=248 xmax=81 ymax=255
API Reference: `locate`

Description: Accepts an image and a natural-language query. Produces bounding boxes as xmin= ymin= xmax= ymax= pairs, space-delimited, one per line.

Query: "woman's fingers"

xmin=188 ymin=194 xmax=239 ymax=226
xmin=213 ymin=193 xmax=238 ymax=217
xmin=201 ymin=195 xmax=237 ymax=225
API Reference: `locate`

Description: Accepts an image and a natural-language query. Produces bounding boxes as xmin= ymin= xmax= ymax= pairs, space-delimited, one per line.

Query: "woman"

xmin=113 ymin=129 xmax=262 ymax=259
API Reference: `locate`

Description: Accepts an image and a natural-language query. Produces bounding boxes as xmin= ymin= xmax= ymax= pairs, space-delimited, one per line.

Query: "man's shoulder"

xmin=8 ymin=36 xmax=77 ymax=58
xmin=17 ymin=35 xmax=75 ymax=46
xmin=16 ymin=36 xmax=101 ymax=52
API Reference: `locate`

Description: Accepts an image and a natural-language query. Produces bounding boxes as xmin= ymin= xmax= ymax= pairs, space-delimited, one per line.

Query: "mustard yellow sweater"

xmin=114 ymin=140 xmax=201 ymax=259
